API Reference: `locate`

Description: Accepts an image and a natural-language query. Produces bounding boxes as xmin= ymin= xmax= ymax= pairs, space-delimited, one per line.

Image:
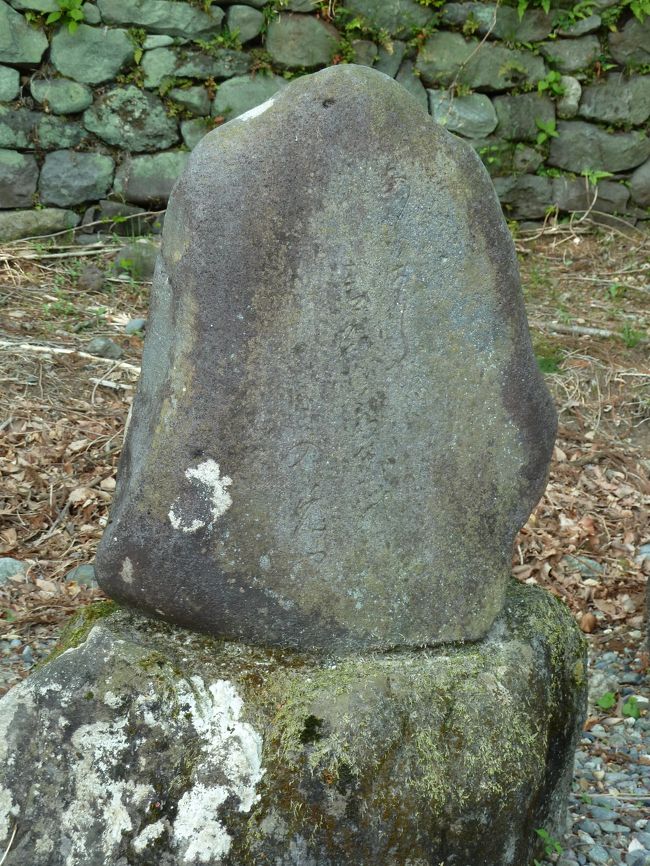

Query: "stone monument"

xmin=0 ymin=66 xmax=585 ymax=866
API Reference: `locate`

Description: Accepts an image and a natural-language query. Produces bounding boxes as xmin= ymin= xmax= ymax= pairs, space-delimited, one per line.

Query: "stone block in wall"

xmin=83 ymin=86 xmax=179 ymax=152
xmin=220 ymin=0 xmax=266 ymax=6
xmin=552 ymin=176 xmax=630 ymax=214
xmin=630 ymin=159 xmax=650 ymax=207
xmin=113 ymin=151 xmax=189 ymax=205
xmin=82 ymin=3 xmax=100 ymax=24
xmin=578 ymin=73 xmax=650 ymax=126
xmin=396 ymin=59 xmax=428 ymax=110
xmin=351 ymin=39 xmax=378 ymax=67
xmin=471 ymin=138 xmax=542 ymax=177
xmin=539 ymin=35 xmax=600 ymax=75
xmin=212 ymin=73 xmax=287 ymax=123
xmin=440 ymin=2 xmax=553 ymax=42
xmin=30 ymin=78 xmax=93 ymax=115
xmin=9 ymin=0 xmax=57 ymax=10
xmin=557 ymin=13 xmax=601 ymax=36
xmin=266 ymin=14 xmax=339 ymax=69
xmin=417 ymin=32 xmax=547 ymax=92
xmin=609 ymin=15 xmax=650 ymax=66
xmin=0 ymin=148 xmax=37 ymax=207
xmin=0 ymin=105 xmax=38 ymax=148
xmin=375 ymin=40 xmax=406 ymax=78
xmin=428 ymin=89 xmax=497 ymax=138
xmin=0 ymin=65 xmax=19 ymax=101
xmin=548 ymin=120 xmax=650 ymax=173
xmin=36 ymin=115 xmax=89 ymax=148
xmin=0 ymin=0 xmax=48 ymax=65
xmin=142 ymin=46 xmax=250 ymax=89
xmin=342 ymin=0 xmax=434 ymax=38
xmin=493 ymin=92 xmax=555 ymax=143
xmin=39 ymin=150 xmax=114 ymax=206
xmin=50 ymin=24 xmax=134 ymax=85
xmin=227 ymin=5 xmax=264 ymax=43
xmin=557 ymin=75 xmax=581 ymax=119
xmin=168 ymin=85 xmax=212 ymax=117
xmin=97 ymin=0 xmax=224 ymax=37
xmin=286 ymin=0 xmax=319 ymax=9
xmin=181 ymin=117 xmax=211 ymax=149
xmin=493 ymin=174 xmax=553 ymax=219
xmin=0 ymin=207 xmax=79 ymax=242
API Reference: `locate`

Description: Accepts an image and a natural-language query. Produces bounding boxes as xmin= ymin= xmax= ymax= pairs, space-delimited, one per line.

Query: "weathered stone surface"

xmin=95 ymin=199 xmax=158 ymax=235
xmin=493 ymin=92 xmax=555 ymax=142
xmin=39 ymin=150 xmax=114 ymax=206
xmin=395 ymin=58 xmax=428 ymax=110
xmin=548 ymin=120 xmax=650 ymax=173
xmin=85 ymin=336 xmax=123 ymax=359
xmin=0 ymin=147 xmax=37 ymax=207
xmin=64 ymin=563 xmax=98 ymax=587
xmin=36 ymin=115 xmax=88 ymax=149
xmin=81 ymin=2 xmax=100 ymax=24
xmin=113 ymin=151 xmax=189 ymax=204
xmin=143 ymin=33 xmax=174 ymax=49
xmin=0 ymin=581 xmax=586 ymax=866
xmin=168 ymin=85 xmax=211 ymax=117
xmin=0 ymin=557 xmax=27 ymax=582
xmin=0 ymin=106 xmax=37 ymax=148
xmin=83 ymin=86 xmax=179 ymax=152
xmin=630 ymin=158 xmax=650 ymax=207
xmin=142 ymin=46 xmax=250 ymax=89
xmin=552 ymin=176 xmax=630 ymax=214
xmin=266 ymin=13 xmax=339 ymax=69
xmin=539 ymin=35 xmax=600 ymax=75
xmin=557 ymin=75 xmax=581 ymax=119
xmin=212 ymin=73 xmax=287 ymax=122
xmin=0 ymin=207 xmax=79 ymax=242
xmin=578 ymin=73 xmax=650 ymax=126
xmin=375 ymin=40 xmax=406 ymax=77
xmin=96 ymin=66 xmax=556 ymax=652
xmin=0 ymin=0 xmax=48 ymax=65
xmin=427 ymin=89 xmax=497 ymax=138
xmin=180 ymin=117 xmax=211 ymax=149
xmin=343 ymin=0 xmax=435 ymax=38
xmin=287 ymin=0 xmax=319 ymax=9
xmin=0 ymin=65 xmax=19 ymax=101
xmin=97 ymin=0 xmax=224 ymax=37
xmin=494 ymin=174 xmax=554 ymax=220
xmin=441 ymin=2 xmax=553 ymax=41
xmin=227 ymin=4 xmax=264 ymax=43
xmin=50 ymin=24 xmax=134 ymax=84
xmin=30 ymin=77 xmax=93 ymax=114
xmin=609 ymin=15 xmax=650 ymax=66
xmin=417 ymin=32 xmax=547 ymax=92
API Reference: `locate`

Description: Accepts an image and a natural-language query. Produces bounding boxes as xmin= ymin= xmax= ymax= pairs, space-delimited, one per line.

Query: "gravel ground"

xmin=1 ymin=619 xmax=648 ymax=866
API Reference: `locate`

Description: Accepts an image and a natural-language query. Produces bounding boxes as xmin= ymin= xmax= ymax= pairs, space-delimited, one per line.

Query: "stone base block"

xmin=0 ymin=580 xmax=586 ymax=866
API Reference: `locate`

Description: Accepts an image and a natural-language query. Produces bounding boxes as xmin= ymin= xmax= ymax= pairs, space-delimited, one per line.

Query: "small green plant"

xmin=128 ymin=28 xmax=147 ymax=64
xmin=46 ymin=0 xmax=84 ymax=33
xmin=596 ymin=691 xmax=617 ymax=710
xmin=537 ymin=69 xmax=565 ymax=97
xmin=195 ymin=28 xmax=243 ymax=54
xmin=462 ymin=12 xmax=480 ymax=35
xmin=607 ymin=283 xmax=627 ymax=300
xmin=622 ymin=696 xmax=641 ymax=719
xmin=621 ymin=325 xmax=644 ymax=348
xmin=535 ymin=118 xmax=558 ymax=145
xmin=517 ymin=0 xmax=551 ymax=20
xmin=535 ymin=827 xmax=563 ymax=857
xmin=581 ymin=168 xmax=613 ymax=186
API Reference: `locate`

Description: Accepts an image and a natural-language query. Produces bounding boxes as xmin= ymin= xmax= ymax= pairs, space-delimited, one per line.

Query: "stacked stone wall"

xmin=0 ymin=0 xmax=649 ymax=240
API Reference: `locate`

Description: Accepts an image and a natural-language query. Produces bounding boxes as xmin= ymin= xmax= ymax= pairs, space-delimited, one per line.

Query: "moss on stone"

xmin=40 ymin=599 xmax=120 ymax=667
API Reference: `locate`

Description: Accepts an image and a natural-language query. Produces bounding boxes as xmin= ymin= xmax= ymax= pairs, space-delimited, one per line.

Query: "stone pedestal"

xmin=0 ymin=581 xmax=585 ymax=866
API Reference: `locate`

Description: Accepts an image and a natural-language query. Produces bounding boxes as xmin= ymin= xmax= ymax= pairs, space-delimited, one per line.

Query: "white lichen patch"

xmin=133 ymin=819 xmax=167 ymax=853
xmin=237 ymin=96 xmax=275 ymax=122
xmin=120 ymin=557 xmax=134 ymax=584
xmin=168 ymin=459 xmax=233 ymax=534
xmin=0 ymin=679 xmax=34 ymax=841
xmin=61 ymin=717 xmax=154 ymax=864
xmin=171 ymin=678 xmax=264 ymax=864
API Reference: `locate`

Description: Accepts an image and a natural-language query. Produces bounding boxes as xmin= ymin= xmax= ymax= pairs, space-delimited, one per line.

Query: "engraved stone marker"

xmin=96 ymin=64 xmax=556 ymax=652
